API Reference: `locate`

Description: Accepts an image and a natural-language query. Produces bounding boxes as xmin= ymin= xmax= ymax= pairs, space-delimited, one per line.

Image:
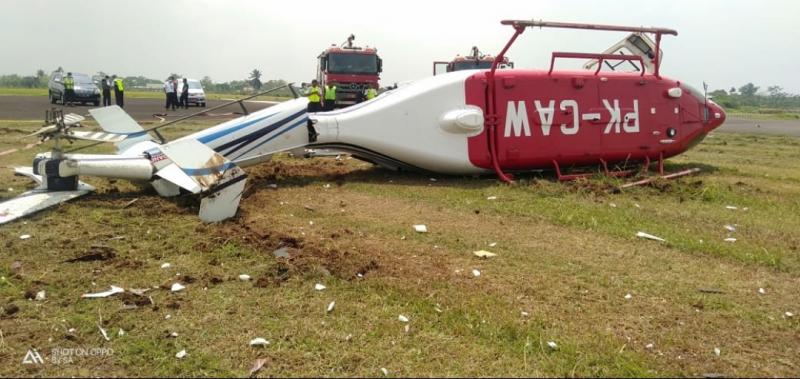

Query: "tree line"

xmin=709 ymin=83 xmax=799 ymax=111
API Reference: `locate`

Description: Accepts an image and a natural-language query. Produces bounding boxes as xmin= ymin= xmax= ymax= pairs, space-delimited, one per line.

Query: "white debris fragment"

xmin=238 ymin=274 xmax=251 ymax=281
xmin=171 ymin=283 xmax=186 ymax=292
xmin=266 ymin=183 xmax=278 ymax=189
xmin=758 ymin=288 xmax=766 ymax=295
xmin=118 ymin=329 xmax=125 ymax=337
xmin=68 ymin=328 xmax=76 ymax=334
xmin=713 ymin=347 xmax=721 ymax=356
xmin=413 ymin=224 xmax=427 ymax=233
xmin=35 ymin=290 xmax=46 ymax=301
xmin=327 ymin=301 xmax=335 ymax=313
xmin=398 ymin=315 xmax=410 ymax=323
xmin=314 ymin=283 xmax=326 ymax=291
xmin=785 ymin=311 xmax=795 ymax=318
xmin=725 ymin=205 xmax=738 ymax=210
xmin=309 ymin=221 xmax=314 ymax=226
xmin=82 ymin=285 xmax=125 ymax=298
xmin=609 ymin=203 xmax=617 ymax=208
xmin=19 ymin=234 xmax=31 ymax=240
xmin=636 ymin=231 xmax=665 ymax=242
xmin=323 ymin=184 xmax=331 ymax=189
xmin=521 ymin=311 xmax=529 ymax=317
xmin=634 ymin=203 xmax=641 ymax=208
xmin=486 ymin=196 xmax=497 ymax=200
xmin=624 ymin=293 xmax=633 ymax=300
xmin=724 ymin=238 xmax=737 ymax=243
xmin=7 ymin=188 xmax=13 ymax=192
xmin=249 ymin=337 xmax=270 ymax=347
xmin=547 ymin=341 xmax=558 ymax=350
xmin=380 ymin=367 xmax=389 ymax=376
xmin=724 ymin=225 xmax=736 ymax=232
xmin=488 ymin=242 xmax=497 ymax=247
xmin=473 ymin=250 xmax=497 ymax=258
xmin=175 ymin=349 xmax=187 ymax=359
xmin=429 ymin=178 xmax=437 ymax=182
xmin=169 ymin=331 xmax=179 ymax=338
xmin=165 ymin=314 xmax=171 ymax=320
xmin=472 ymin=269 xmax=481 ymax=277
xmin=645 ymin=343 xmax=654 ymax=350
xmin=98 ymin=325 xmax=110 ymax=341
xmin=161 ymin=263 xmax=171 ymax=269
xmin=404 ymin=324 xmax=410 ymax=333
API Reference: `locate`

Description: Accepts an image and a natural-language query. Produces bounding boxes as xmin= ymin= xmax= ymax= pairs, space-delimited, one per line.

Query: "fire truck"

xmin=317 ymin=34 xmax=382 ymax=108
xmin=433 ymin=46 xmax=513 ymax=75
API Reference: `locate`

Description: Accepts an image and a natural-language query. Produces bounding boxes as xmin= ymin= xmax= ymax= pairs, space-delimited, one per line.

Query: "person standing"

xmin=113 ymin=75 xmax=124 ymax=108
xmin=305 ymin=79 xmax=322 ymax=112
xmin=180 ymin=78 xmax=189 ymax=109
xmin=163 ymin=77 xmax=176 ymax=111
xmin=63 ymin=72 xmax=75 ymax=106
xmin=323 ymin=82 xmax=336 ymax=111
xmin=101 ymin=75 xmax=112 ymax=106
xmin=366 ymin=86 xmax=377 ymax=100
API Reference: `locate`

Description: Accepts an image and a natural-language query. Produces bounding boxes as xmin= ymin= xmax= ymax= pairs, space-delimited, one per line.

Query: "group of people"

xmin=62 ymin=73 xmax=124 ymax=108
xmin=100 ymin=75 xmax=125 ymax=108
xmin=163 ymin=76 xmax=190 ymax=111
xmin=304 ymin=79 xmax=377 ymax=112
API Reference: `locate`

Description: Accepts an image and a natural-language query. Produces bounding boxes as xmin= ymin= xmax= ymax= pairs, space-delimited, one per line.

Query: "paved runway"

xmin=0 ymin=95 xmax=272 ymax=122
xmin=0 ymin=95 xmax=798 ymax=137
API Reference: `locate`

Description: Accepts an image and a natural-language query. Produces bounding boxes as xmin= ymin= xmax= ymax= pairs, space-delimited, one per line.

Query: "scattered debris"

xmin=34 ymin=290 xmax=45 ymax=301
xmin=645 ymin=343 xmax=654 ymax=350
xmin=128 ymin=288 xmax=150 ymax=296
xmin=724 ymin=238 xmax=737 ymax=243
xmin=238 ymin=274 xmax=251 ymax=281
xmin=724 ymin=225 xmax=736 ymax=232
xmin=758 ymin=288 xmax=766 ymax=295
xmin=171 ymin=283 xmax=186 ymax=293
xmin=713 ymin=347 xmax=721 ymax=356
xmin=624 ymin=293 xmax=632 ymax=300
xmin=168 ymin=331 xmax=179 ymax=338
xmin=785 ymin=311 xmax=795 ymax=318
xmin=413 ymin=224 xmax=427 ymax=233
xmin=429 ymin=178 xmax=437 ymax=182
xmin=327 ymin=301 xmax=335 ymax=313
xmin=381 ymin=367 xmax=389 ymax=376
xmin=118 ymin=329 xmax=125 ymax=337
xmin=472 ymin=269 xmax=481 ymax=277
xmin=249 ymin=337 xmax=270 ymax=347
xmin=19 ymin=234 xmax=31 ymax=240
xmin=725 ymin=205 xmax=738 ymax=210
xmin=634 ymin=203 xmax=641 ymax=208
xmin=161 ymin=263 xmax=172 ymax=269
xmin=488 ymin=242 xmax=497 ymax=247
xmin=267 ymin=183 xmax=278 ymax=189
xmin=323 ymin=184 xmax=331 ymax=189
xmin=398 ymin=315 xmax=410 ymax=323
xmin=175 ymin=349 xmax=187 ymax=359
xmin=314 ymin=283 xmax=326 ymax=291
xmin=486 ymin=196 xmax=497 ymax=200
xmin=82 ymin=285 xmax=125 ymax=299
xmin=98 ymin=325 xmax=110 ymax=341
xmin=122 ymin=198 xmax=139 ymax=208
xmin=273 ymin=247 xmax=290 ymax=259
xmin=520 ymin=311 xmax=529 ymax=317
xmin=609 ymin=203 xmax=617 ymax=208
xmin=404 ymin=324 xmax=410 ymax=333
xmin=697 ymin=288 xmax=725 ymax=294
xmin=636 ymin=231 xmax=665 ymax=242
xmin=473 ymin=250 xmax=497 ymax=258
xmin=249 ymin=358 xmax=267 ymax=376
xmin=547 ymin=341 xmax=558 ymax=350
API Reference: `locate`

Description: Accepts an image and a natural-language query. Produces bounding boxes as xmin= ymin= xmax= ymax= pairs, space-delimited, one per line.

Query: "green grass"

xmin=0 ymin=120 xmax=798 ymax=377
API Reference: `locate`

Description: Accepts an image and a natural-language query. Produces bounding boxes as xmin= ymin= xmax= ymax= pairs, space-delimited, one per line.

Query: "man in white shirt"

xmin=163 ymin=76 xmax=176 ymax=111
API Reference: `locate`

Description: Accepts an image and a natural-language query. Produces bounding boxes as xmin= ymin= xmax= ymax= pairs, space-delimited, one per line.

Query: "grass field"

xmin=0 ymin=119 xmax=798 ymax=377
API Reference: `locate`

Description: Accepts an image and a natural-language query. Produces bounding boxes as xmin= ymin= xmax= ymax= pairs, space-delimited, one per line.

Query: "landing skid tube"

xmin=550 ymin=153 xmax=701 ymax=188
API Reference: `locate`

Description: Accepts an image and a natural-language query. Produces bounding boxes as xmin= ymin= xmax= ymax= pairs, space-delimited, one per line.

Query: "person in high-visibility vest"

xmin=112 ymin=75 xmax=124 ymax=108
xmin=324 ymin=83 xmax=337 ymax=111
xmin=63 ymin=72 xmax=75 ymax=106
xmin=366 ymin=86 xmax=377 ymax=100
xmin=305 ymin=79 xmax=322 ymax=113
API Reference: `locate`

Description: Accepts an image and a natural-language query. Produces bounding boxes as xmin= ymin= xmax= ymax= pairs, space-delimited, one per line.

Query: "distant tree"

xmin=729 ymin=87 xmax=736 ymax=94
xmin=249 ymin=69 xmax=262 ymax=91
xmin=201 ymin=76 xmax=214 ymax=91
xmin=709 ymin=89 xmax=727 ymax=97
xmin=738 ymin=83 xmax=759 ymax=97
xmin=767 ymin=85 xmax=786 ymax=98
xmin=35 ymin=69 xmax=45 ymax=79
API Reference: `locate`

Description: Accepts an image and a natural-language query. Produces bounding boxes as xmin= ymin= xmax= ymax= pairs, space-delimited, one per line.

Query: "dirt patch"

xmin=63 ymin=245 xmax=116 ymax=263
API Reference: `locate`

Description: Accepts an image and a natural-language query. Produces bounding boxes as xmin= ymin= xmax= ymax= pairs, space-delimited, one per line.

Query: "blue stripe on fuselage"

xmin=232 ymin=117 xmax=307 ymax=160
xmin=211 ymin=109 xmax=306 ymax=157
xmin=196 ymin=110 xmax=281 ymax=145
xmin=181 ymin=162 xmax=237 ymax=176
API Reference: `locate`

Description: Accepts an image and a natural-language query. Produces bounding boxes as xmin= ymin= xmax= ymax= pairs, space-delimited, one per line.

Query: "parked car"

xmin=48 ymin=71 xmax=100 ymax=106
xmin=176 ymin=78 xmax=206 ymax=107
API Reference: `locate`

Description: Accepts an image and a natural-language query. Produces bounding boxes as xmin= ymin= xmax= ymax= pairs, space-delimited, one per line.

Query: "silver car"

xmin=176 ymin=79 xmax=206 ymax=107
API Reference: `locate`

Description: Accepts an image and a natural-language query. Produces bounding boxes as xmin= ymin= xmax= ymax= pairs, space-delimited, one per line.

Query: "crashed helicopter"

xmin=0 ymin=19 xmax=726 ymax=225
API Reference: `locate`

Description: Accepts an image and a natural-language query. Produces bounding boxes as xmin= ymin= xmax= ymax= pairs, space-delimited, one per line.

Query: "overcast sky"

xmin=1 ymin=0 xmax=797 ymax=93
